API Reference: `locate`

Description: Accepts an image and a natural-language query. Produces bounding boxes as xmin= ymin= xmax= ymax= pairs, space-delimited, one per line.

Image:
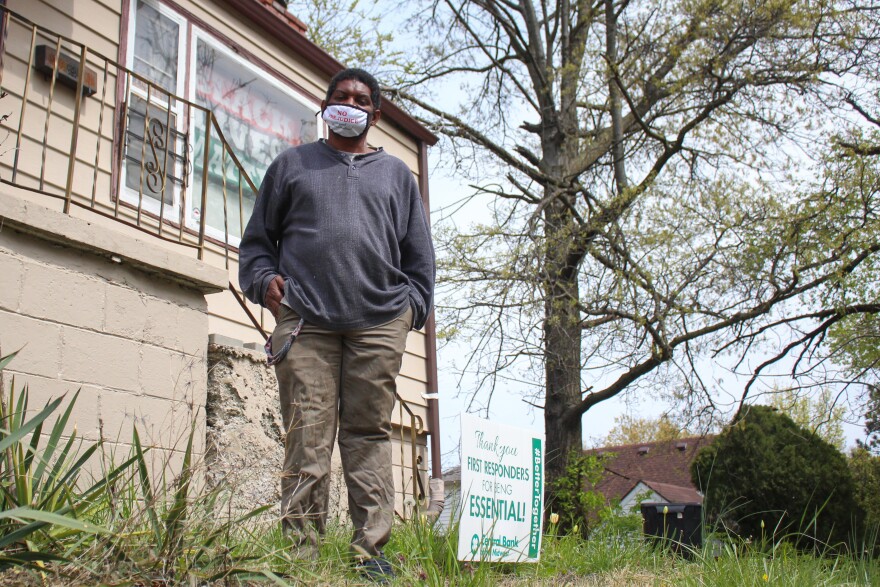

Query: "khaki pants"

xmin=271 ymin=304 xmax=412 ymax=558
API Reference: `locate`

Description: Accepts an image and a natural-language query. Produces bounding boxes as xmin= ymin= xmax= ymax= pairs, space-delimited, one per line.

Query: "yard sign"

xmin=457 ymin=413 xmax=545 ymax=562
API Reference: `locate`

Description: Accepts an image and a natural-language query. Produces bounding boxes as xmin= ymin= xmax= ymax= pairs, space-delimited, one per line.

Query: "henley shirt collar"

xmin=318 ymin=138 xmax=385 ymax=162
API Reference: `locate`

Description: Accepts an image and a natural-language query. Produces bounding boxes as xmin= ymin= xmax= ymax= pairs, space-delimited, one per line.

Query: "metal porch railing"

xmin=0 ymin=5 xmax=255 ymax=266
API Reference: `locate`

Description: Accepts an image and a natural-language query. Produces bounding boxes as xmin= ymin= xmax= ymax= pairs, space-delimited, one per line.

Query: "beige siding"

xmin=369 ymin=124 xmax=421 ymax=172
xmin=10 ymin=0 xmax=121 ymax=58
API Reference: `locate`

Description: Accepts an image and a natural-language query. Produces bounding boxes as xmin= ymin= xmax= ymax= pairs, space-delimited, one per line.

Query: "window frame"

xmin=119 ymin=0 xmax=324 ymax=248
xmin=121 ymin=0 xmax=189 ymax=221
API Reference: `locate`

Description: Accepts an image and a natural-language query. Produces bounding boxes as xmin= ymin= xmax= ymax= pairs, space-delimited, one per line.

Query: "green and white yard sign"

xmin=457 ymin=413 xmax=545 ymax=562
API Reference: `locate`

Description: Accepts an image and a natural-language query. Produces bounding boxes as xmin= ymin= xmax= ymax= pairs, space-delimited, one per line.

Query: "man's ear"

xmin=320 ymin=99 xmax=326 ymax=111
xmin=371 ymin=109 xmax=382 ymax=125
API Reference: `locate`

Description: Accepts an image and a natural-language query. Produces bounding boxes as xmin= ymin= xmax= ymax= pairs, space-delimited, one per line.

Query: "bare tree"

xmin=386 ymin=0 xmax=880 ymax=498
xmin=285 ymin=0 xmax=412 ymax=75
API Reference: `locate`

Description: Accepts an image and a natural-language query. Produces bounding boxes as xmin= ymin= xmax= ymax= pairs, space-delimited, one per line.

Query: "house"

xmin=433 ymin=464 xmax=462 ymax=531
xmin=0 ymin=0 xmax=440 ymax=518
xmin=585 ymin=436 xmax=714 ymax=512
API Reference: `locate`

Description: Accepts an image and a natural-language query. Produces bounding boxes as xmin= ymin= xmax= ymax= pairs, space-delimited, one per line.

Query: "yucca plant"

xmin=81 ymin=422 xmax=275 ymax=584
xmin=0 ymin=350 xmax=276 ymax=583
xmin=0 ymin=350 xmax=127 ymax=569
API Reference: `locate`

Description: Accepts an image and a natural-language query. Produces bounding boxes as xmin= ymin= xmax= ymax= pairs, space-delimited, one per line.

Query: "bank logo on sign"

xmin=471 ymin=533 xmax=481 ymax=555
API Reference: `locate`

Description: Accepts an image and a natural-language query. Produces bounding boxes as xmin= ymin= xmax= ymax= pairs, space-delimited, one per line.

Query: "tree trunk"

xmin=541 ymin=74 xmax=583 ymax=506
xmin=542 ymin=214 xmax=583 ymax=507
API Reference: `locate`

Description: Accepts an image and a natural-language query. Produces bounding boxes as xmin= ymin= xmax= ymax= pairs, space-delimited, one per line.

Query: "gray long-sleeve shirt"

xmin=238 ymin=140 xmax=435 ymax=331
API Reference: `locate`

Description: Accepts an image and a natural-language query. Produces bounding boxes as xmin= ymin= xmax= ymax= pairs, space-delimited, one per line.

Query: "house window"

xmin=189 ymin=33 xmax=319 ymax=243
xmin=123 ymin=0 xmax=320 ymax=243
xmin=131 ymin=0 xmax=180 ymax=94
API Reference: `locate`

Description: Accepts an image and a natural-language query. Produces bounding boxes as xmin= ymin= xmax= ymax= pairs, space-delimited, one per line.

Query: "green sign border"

xmin=528 ymin=437 xmax=543 ymax=558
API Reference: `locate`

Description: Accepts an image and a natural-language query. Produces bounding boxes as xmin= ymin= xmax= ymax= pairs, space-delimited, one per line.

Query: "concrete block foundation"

xmin=0 ymin=189 xmax=226 ymax=478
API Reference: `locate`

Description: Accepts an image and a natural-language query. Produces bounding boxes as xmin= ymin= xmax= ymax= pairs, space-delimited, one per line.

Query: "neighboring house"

xmin=585 ymin=437 xmax=714 ymax=512
xmin=0 ymin=0 xmax=439 ymax=518
xmin=435 ymin=465 xmax=462 ymax=531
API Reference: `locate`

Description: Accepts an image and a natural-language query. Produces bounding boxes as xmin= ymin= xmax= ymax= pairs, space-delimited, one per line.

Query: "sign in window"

xmin=189 ymin=35 xmax=319 ymax=244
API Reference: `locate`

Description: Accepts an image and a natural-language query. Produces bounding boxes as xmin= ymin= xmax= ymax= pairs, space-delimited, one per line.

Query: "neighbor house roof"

xmin=585 ymin=436 xmax=714 ymax=505
xmin=639 ymin=480 xmax=704 ymax=504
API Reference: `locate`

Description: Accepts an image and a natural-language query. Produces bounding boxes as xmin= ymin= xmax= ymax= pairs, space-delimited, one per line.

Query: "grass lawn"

xmin=0 ymin=353 xmax=876 ymax=586
xmin=0 ymin=514 xmax=877 ymax=586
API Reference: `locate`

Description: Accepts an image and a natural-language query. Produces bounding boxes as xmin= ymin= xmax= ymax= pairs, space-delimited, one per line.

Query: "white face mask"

xmin=322 ymin=104 xmax=370 ymax=138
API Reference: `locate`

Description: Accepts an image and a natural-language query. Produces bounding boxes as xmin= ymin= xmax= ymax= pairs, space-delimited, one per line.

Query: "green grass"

xmin=3 ymin=498 xmax=875 ymax=586
xmin=0 ymin=351 xmax=877 ymax=586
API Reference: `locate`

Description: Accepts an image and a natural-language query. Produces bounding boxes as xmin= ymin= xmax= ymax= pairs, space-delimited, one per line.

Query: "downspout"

xmin=418 ymin=140 xmax=444 ymax=519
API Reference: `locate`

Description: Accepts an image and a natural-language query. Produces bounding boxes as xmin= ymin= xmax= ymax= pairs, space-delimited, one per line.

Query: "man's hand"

xmin=265 ymin=275 xmax=285 ymax=317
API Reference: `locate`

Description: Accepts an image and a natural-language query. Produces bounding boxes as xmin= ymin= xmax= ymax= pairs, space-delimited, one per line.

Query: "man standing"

xmin=238 ymin=68 xmax=434 ymax=581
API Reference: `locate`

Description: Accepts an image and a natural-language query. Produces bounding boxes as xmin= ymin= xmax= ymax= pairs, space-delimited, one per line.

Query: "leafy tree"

xmin=823 ymin=122 xmax=880 ymax=450
xmin=599 ymin=414 xmax=690 ymax=447
xmin=285 ymin=0 xmax=412 ymax=73
xmin=388 ymin=0 xmax=880 ymax=502
xmin=692 ymin=405 xmax=861 ymax=550
xmin=848 ymin=447 xmax=880 ymax=536
xmin=863 ymin=385 xmax=880 ymax=455
xmin=830 ymin=315 xmax=880 ymax=379
xmin=829 ymin=314 xmax=880 ymax=453
xmin=766 ymin=388 xmax=846 ymax=452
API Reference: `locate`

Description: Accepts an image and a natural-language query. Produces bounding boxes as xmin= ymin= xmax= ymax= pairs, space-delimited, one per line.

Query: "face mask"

xmin=322 ymin=104 xmax=371 ymax=138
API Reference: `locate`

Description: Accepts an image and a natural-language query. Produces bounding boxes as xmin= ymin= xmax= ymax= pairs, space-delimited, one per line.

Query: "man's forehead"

xmin=332 ymin=78 xmax=371 ymax=94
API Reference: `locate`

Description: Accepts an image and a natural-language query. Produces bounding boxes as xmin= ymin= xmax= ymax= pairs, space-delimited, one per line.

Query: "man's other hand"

xmin=266 ymin=275 xmax=285 ymax=317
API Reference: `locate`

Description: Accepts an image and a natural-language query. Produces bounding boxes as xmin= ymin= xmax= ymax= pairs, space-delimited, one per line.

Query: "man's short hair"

xmin=325 ymin=68 xmax=382 ymax=110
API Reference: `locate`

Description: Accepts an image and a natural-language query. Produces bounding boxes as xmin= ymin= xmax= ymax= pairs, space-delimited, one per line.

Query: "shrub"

xmin=848 ymin=447 xmax=880 ymax=547
xmin=550 ymin=451 xmax=612 ymax=538
xmin=691 ymin=405 xmax=862 ymax=550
